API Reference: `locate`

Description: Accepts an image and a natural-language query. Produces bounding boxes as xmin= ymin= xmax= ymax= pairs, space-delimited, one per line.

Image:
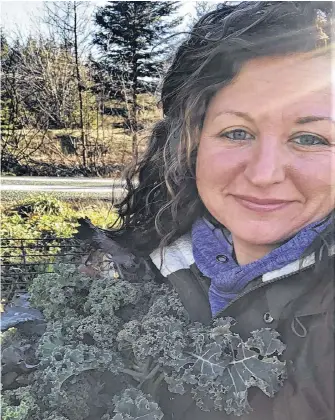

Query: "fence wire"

xmin=1 ymin=237 xmax=86 ymax=303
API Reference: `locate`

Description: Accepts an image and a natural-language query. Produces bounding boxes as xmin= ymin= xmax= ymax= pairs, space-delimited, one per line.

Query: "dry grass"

xmin=5 ymin=94 xmax=162 ymax=173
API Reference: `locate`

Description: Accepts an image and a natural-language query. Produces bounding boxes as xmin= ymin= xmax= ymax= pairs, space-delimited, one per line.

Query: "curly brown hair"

xmin=108 ymin=1 xmax=334 ymax=257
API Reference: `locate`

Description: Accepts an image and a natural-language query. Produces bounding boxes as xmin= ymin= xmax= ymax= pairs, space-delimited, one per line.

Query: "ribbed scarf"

xmin=192 ymin=216 xmax=332 ymax=316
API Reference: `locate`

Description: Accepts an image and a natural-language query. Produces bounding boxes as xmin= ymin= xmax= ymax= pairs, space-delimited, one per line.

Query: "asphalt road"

xmin=1 ymin=176 xmax=122 ymax=184
xmin=1 ymin=176 xmax=128 ymax=201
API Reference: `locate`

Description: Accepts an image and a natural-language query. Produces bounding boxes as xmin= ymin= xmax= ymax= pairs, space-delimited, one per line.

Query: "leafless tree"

xmin=1 ymin=32 xmax=51 ymax=164
xmin=187 ymin=1 xmax=219 ymax=29
xmin=42 ymin=1 xmax=92 ymax=167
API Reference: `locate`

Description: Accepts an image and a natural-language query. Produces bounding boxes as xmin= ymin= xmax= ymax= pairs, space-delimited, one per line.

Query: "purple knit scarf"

xmin=192 ymin=216 xmax=332 ymax=316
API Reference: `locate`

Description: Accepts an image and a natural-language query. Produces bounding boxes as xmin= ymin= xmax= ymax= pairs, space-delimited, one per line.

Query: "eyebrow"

xmin=295 ymin=116 xmax=334 ymax=124
xmin=215 ymin=111 xmax=335 ymax=125
xmin=219 ymin=111 xmax=255 ymax=123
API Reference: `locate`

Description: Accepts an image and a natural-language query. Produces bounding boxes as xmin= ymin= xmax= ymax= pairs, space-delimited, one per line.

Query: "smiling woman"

xmin=103 ymin=2 xmax=335 ymax=419
xmin=197 ymin=53 xmax=334 ymax=264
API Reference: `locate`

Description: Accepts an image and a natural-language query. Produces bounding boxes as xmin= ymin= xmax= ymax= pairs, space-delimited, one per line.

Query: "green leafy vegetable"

xmin=118 ymin=315 xmax=286 ymax=416
xmin=109 ymin=388 xmax=164 ymax=420
xmin=2 ymin=386 xmax=40 ymax=420
xmin=2 ymin=248 xmax=287 ymax=419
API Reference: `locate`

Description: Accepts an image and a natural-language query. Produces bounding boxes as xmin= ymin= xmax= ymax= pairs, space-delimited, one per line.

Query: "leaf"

xmin=112 ymin=388 xmax=163 ymax=420
xmin=1 ymin=326 xmax=40 ymax=380
xmin=163 ymin=372 xmax=186 ymax=394
xmin=220 ymin=342 xmax=286 ymax=416
xmin=188 ymin=342 xmax=231 ymax=378
xmin=42 ymin=344 xmax=123 ymax=394
xmin=198 ymin=326 xmax=286 ymax=416
xmin=117 ymin=286 xmax=287 ymax=417
xmin=157 ymin=317 xmax=286 ymax=416
xmin=246 ymin=329 xmax=286 ymax=357
xmin=2 ymin=386 xmax=39 ymax=420
xmin=1 ymin=294 xmax=45 ymax=331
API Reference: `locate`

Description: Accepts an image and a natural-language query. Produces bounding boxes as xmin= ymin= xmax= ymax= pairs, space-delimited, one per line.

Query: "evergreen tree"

xmin=93 ymin=1 xmax=182 ymax=159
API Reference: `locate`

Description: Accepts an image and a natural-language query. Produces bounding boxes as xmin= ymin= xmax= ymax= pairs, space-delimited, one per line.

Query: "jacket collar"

xmin=262 ymin=243 xmax=335 ymax=282
xmin=151 ymin=234 xmax=335 ymax=282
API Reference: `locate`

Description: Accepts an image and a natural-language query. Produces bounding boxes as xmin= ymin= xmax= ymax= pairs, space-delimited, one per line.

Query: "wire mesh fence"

xmin=1 ymin=237 xmax=86 ymax=303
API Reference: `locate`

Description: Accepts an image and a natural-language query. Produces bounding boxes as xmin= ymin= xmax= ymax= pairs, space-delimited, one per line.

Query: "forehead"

xmin=207 ymin=53 xmax=332 ymax=119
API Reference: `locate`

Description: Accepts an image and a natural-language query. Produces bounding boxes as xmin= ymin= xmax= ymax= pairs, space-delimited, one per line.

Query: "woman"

xmin=105 ymin=2 xmax=335 ymax=419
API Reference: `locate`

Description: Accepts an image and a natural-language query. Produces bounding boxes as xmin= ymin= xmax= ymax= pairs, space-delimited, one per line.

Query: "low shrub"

xmin=1 ymin=194 xmax=118 ymax=301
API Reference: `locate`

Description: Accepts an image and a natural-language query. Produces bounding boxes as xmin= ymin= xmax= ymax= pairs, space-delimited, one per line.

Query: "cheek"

xmin=292 ymin=153 xmax=335 ymax=194
xmin=196 ymin=142 xmax=244 ymax=188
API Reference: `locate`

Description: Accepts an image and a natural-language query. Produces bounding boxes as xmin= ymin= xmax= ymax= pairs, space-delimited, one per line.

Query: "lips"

xmin=233 ymin=195 xmax=293 ymax=212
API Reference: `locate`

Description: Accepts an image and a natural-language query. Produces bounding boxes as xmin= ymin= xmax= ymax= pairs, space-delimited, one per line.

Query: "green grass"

xmin=1 ymin=190 xmax=118 ymax=203
xmin=1 ymin=194 xmax=118 ymax=267
xmin=1 ymin=193 xmax=118 ymax=237
xmin=1 ymin=194 xmax=119 ymax=300
xmin=2 ymin=93 xmax=162 ymax=171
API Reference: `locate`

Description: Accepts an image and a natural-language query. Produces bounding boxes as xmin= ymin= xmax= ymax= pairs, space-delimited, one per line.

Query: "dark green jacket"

xmin=150 ymin=233 xmax=335 ymax=420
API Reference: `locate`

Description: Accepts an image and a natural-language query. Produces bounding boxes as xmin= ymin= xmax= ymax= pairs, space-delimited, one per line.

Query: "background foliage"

xmin=1 ymin=0 xmax=192 ymax=176
xmin=2 ymin=193 xmax=117 ymax=238
xmin=1 ymin=194 xmax=118 ymax=301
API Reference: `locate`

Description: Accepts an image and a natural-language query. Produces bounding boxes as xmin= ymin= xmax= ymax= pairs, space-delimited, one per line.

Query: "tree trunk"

xmin=73 ymin=2 xmax=86 ymax=167
xmin=131 ymin=50 xmax=139 ymax=160
xmin=131 ymin=87 xmax=138 ymax=162
xmin=130 ymin=4 xmax=139 ymax=162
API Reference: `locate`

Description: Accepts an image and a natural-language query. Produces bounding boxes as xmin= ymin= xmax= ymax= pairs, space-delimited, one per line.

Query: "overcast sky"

xmin=0 ymin=1 xmax=213 ymax=38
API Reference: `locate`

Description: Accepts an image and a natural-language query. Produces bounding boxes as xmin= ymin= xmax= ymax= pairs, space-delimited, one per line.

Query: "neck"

xmin=232 ymin=236 xmax=279 ymax=265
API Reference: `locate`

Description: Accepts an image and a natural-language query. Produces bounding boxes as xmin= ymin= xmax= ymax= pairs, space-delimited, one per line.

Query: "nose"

xmin=244 ymin=137 xmax=286 ymax=187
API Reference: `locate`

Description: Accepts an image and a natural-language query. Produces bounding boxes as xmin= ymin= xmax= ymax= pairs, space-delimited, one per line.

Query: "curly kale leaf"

xmin=28 ymin=264 xmax=93 ymax=320
xmin=128 ymin=316 xmax=187 ymax=362
xmin=110 ymin=388 xmax=163 ymax=420
xmin=169 ymin=318 xmax=286 ymax=416
xmin=118 ymin=313 xmax=286 ymax=416
xmin=15 ymin=255 xmax=287 ymax=419
xmin=39 ymin=342 xmax=122 ymax=390
xmin=2 ymin=327 xmax=40 ymax=392
xmin=47 ymin=371 xmax=106 ymax=420
xmin=34 ymin=341 xmax=123 ymax=411
xmin=116 ymin=287 xmax=190 ymax=361
xmin=74 ymin=314 xmax=121 ymax=348
xmin=84 ymin=279 xmax=142 ymax=320
xmin=145 ymin=286 xmax=189 ymax=322
xmin=218 ymin=328 xmax=286 ymax=416
xmin=2 ymin=386 xmax=40 ymax=420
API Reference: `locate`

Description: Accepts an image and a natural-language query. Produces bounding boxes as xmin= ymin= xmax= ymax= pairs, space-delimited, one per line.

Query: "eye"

xmin=291 ymin=134 xmax=329 ymax=146
xmin=221 ymin=129 xmax=254 ymax=141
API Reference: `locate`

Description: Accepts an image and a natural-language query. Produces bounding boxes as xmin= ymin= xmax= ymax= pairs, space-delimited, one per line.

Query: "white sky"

xmin=0 ymin=1 xmax=217 ymax=37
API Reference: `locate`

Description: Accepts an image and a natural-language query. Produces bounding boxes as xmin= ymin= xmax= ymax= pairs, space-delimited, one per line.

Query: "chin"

xmin=226 ymin=221 xmax=299 ymax=246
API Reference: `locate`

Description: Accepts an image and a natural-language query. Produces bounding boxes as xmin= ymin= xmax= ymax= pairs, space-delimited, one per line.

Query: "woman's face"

xmin=196 ymin=53 xmax=334 ymax=249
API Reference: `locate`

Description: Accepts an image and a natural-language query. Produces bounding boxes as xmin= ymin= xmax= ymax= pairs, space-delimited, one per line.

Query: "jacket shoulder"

xmin=150 ymin=233 xmax=194 ymax=277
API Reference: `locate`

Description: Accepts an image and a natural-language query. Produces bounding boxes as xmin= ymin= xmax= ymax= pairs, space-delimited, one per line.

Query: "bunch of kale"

xmin=1 ymin=248 xmax=287 ymax=419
